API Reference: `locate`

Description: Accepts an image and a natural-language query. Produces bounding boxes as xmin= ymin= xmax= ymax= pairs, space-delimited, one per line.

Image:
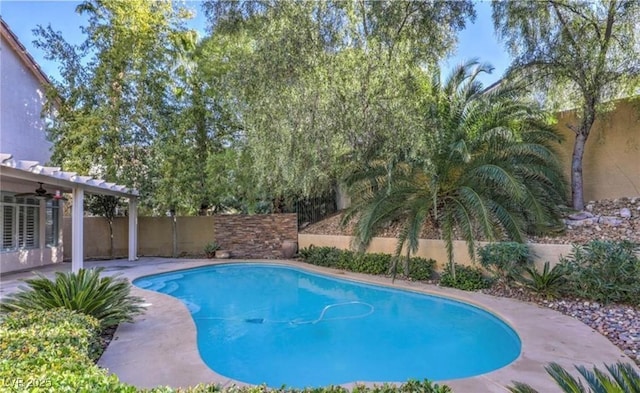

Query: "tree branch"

xmin=548 ymin=0 xmax=587 ymax=82
xmin=548 ymin=0 xmax=601 ymax=39
xmin=566 ymin=123 xmax=580 ymax=135
xmin=386 ymin=2 xmax=414 ymax=63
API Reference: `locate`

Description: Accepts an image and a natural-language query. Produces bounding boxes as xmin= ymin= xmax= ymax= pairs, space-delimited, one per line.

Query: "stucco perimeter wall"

xmin=214 ymin=214 xmax=298 ymax=259
xmin=298 ymin=234 xmax=574 ymax=271
xmin=63 ymin=217 xmax=129 ymax=259
xmin=63 ymin=216 xmax=216 ymax=259
xmin=135 ymin=216 xmax=216 ymax=256
xmin=554 ymin=99 xmax=640 ymax=201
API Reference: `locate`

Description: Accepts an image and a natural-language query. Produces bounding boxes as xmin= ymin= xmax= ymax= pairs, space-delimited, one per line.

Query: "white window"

xmin=2 ymin=203 xmax=15 ymax=250
xmin=46 ymin=199 xmax=60 ymax=247
xmin=0 ymin=194 xmax=40 ymax=251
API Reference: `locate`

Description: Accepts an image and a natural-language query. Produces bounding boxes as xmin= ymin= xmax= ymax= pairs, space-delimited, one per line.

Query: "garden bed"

xmin=482 ymin=283 xmax=640 ymax=364
xmin=301 ymin=198 xmax=640 ymax=245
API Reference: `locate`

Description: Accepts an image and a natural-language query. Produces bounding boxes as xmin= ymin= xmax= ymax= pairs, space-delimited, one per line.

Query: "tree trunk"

xmin=571 ymin=132 xmax=587 ymax=211
xmin=108 ymin=218 xmax=114 ymax=259
xmin=571 ymin=102 xmax=597 ymax=211
xmin=172 ymin=214 xmax=178 ymax=258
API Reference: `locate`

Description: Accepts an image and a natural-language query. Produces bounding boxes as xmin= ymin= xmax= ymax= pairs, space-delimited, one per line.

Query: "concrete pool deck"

xmin=1 ymin=257 xmax=638 ymax=392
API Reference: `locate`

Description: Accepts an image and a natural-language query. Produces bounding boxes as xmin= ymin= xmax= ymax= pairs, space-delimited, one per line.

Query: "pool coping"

xmin=92 ymin=258 xmax=638 ymax=393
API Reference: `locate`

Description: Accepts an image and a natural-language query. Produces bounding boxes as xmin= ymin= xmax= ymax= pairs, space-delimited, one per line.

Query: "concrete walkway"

xmin=1 ymin=258 xmax=637 ymax=392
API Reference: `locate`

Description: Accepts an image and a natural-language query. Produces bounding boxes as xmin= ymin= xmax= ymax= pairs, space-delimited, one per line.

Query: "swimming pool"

xmin=134 ymin=263 xmax=521 ymax=388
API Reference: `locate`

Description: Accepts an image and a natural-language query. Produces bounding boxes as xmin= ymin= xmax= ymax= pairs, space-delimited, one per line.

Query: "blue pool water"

xmin=134 ymin=264 xmax=520 ymax=388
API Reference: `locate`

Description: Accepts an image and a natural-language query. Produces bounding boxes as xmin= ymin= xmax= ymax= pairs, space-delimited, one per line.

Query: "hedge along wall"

xmin=214 ymin=213 xmax=298 ymax=259
xmin=298 ymin=234 xmax=573 ymax=272
xmin=63 ymin=214 xmax=296 ymax=259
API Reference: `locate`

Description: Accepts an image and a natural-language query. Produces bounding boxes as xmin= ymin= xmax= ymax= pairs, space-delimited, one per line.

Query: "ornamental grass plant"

xmin=0 ymin=267 xmax=144 ymax=328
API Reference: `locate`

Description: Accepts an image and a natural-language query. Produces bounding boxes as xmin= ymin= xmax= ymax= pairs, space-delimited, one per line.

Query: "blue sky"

xmin=1 ymin=0 xmax=510 ymax=86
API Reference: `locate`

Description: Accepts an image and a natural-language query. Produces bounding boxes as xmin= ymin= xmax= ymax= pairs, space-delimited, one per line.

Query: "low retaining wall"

xmin=298 ymin=234 xmax=574 ymax=271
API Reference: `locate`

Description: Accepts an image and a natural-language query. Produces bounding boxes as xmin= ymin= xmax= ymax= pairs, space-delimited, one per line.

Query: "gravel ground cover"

xmin=481 ymin=283 xmax=640 ymax=364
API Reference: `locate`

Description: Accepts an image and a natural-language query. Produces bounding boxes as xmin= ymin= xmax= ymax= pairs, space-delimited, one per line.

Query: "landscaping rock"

xmin=620 ymin=208 xmax=632 ymax=218
xmin=563 ymin=217 xmax=596 ymax=227
xmin=481 ymin=285 xmax=640 ymax=365
xmin=568 ymin=211 xmax=594 ymax=220
xmin=598 ymin=216 xmax=623 ymax=226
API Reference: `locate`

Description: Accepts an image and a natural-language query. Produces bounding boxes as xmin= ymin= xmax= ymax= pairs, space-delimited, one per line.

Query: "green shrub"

xmin=299 ymin=246 xmax=435 ymax=280
xmin=350 ymin=253 xmax=392 ymax=274
xmin=353 ymin=379 xmax=451 ymax=393
xmin=152 ymin=379 xmax=451 ymax=393
xmin=0 ymin=268 xmax=145 ymax=328
xmin=560 ymin=240 xmax=640 ymax=305
xmin=298 ymin=246 xmax=345 ymax=268
xmin=509 ymin=361 xmax=640 ymax=393
xmin=1 ymin=308 xmax=103 ymax=361
xmin=439 ymin=264 xmax=492 ymax=291
xmin=0 ymin=309 xmax=136 ymax=393
xmin=204 ymin=242 xmax=220 ymax=257
xmin=154 ymin=379 xmax=450 ymax=393
xmin=516 ymin=262 xmax=567 ymax=299
xmin=478 ymin=242 xmax=531 ymax=281
xmin=407 ymin=257 xmax=436 ymax=281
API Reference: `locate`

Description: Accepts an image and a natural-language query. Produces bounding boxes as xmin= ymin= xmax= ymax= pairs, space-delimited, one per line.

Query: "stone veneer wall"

xmin=214 ymin=213 xmax=298 ymax=259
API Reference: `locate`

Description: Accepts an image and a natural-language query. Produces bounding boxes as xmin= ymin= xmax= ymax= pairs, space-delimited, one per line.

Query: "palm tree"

xmin=342 ymin=61 xmax=567 ymax=279
xmin=509 ymin=362 xmax=640 ymax=392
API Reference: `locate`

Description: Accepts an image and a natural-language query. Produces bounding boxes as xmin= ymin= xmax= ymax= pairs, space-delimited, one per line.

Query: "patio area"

xmin=1 ymin=257 xmax=637 ymax=392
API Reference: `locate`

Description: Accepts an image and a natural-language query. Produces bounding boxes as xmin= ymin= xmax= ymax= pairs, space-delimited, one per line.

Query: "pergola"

xmin=0 ymin=153 xmax=138 ymax=272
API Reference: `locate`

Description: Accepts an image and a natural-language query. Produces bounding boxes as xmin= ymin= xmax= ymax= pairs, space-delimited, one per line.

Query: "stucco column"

xmin=71 ymin=187 xmax=84 ymax=272
xmin=128 ymin=197 xmax=138 ymax=261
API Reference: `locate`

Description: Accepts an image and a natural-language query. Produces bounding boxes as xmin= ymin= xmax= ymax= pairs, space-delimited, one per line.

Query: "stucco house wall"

xmin=0 ymin=19 xmax=64 ymax=274
xmin=0 ymin=31 xmax=51 ymax=163
xmin=0 ymin=176 xmax=64 ymax=272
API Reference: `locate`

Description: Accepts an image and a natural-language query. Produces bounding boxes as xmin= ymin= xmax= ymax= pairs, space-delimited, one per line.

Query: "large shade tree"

xmin=36 ymin=0 xmax=195 ymax=207
xmin=492 ymin=0 xmax=640 ymax=210
xmin=343 ymin=62 xmax=568 ymax=278
xmin=35 ymin=0 xmax=482 ymax=215
xmin=148 ymin=36 xmax=242 ymax=216
xmin=202 ymin=0 xmax=475 ymax=200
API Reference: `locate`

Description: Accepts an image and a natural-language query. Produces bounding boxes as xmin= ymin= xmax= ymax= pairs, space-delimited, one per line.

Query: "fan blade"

xmin=15 ymin=182 xmax=49 ymax=199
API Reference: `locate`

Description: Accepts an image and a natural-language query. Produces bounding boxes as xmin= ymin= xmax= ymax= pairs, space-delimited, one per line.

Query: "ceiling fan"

xmin=15 ymin=182 xmax=67 ymax=201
